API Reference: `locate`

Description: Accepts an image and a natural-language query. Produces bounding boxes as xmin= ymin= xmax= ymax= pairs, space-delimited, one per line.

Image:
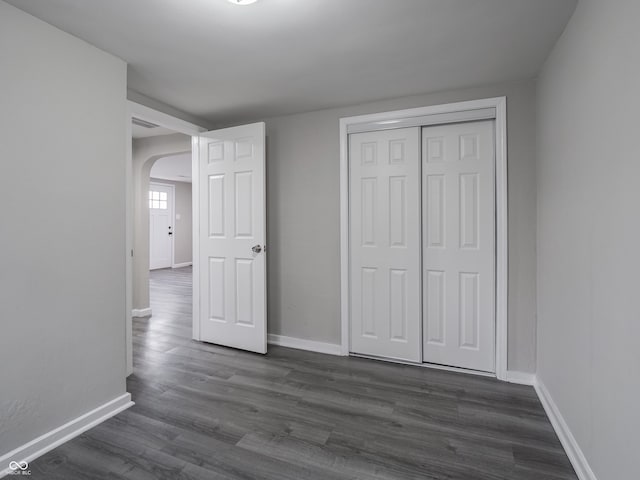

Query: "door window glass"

xmin=149 ymin=190 xmax=168 ymax=209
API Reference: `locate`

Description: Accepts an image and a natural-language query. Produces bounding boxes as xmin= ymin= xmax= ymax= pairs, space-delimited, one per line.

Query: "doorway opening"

xmin=126 ymin=103 xmax=269 ymax=375
xmin=125 ymin=102 xmax=205 ymax=375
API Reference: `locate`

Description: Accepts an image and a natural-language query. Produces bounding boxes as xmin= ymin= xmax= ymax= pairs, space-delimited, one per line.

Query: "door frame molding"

xmin=148 ymin=181 xmax=176 ymax=270
xmin=126 ymin=101 xmax=205 ymax=375
xmin=339 ymin=97 xmax=508 ymax=381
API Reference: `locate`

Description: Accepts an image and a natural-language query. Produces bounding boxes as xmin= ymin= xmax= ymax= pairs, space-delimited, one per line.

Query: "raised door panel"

xmin=389 ymin=269 xmax=408 ymax=342
xmin=389 ymin=176 xmax=407 ymax=248
xmin=459 ymin=173 xmax=479 ymax=249
xmin=235 ymin=259 xmax=254 ymax=326
xmin=209 ymin=175 xmax=225 ymax=238
xmin=425 ymin=270 xmax=445 ymax=345
xmin=361 ymin=267 xmax=377 ymax=338
xmin=361 ymin=178 xmax=377 ymax=247
xmin=426 ymin=175 xmax=445 ymax=248
xmin=234 ymin=171 xmax=253 ymax=238
xmin=459 ymin=272 xmax=480 ymax=349
xmin=208 ymin=258 xmax=226 ymax=322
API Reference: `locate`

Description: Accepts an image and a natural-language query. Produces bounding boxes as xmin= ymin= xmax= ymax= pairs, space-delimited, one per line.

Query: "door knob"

xmin=252 ymin=244 xmax=262 ymax=254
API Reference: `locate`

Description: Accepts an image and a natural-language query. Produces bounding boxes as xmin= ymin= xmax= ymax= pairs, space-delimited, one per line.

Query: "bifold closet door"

xmin=422 ymin=120 xmax=495 ymax=372
xmin=349 ymin=127 xmax=421 ymax=362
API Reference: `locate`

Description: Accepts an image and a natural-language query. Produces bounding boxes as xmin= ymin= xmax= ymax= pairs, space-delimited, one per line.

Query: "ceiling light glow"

xmin=227 ymin=0 xmax=259 ymax=5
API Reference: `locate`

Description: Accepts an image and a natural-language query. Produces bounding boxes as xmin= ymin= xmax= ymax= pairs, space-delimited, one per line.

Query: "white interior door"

xmin=149 ymin=183 xmax=174 ymax=270
xmin=422 ymin=120 xmax=495 ymax=372
xmin=349 ymin=127 xmax=422 ymax=362
xmin=197 ymin=122 xmax=267 ymax=354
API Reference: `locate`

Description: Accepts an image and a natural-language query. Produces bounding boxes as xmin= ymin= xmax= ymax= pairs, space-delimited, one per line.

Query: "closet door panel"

xmin=422 ymin=120 xmax=495 ymax=372
xmin=350 ymin=128 xmax=421 ymax=362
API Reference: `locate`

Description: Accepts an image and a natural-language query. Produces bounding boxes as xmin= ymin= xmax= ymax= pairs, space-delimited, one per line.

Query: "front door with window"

xmin=149 ymin=183 xmax=174 ymax=270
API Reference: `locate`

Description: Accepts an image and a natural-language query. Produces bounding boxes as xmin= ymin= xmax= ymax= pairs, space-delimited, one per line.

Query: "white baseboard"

xmin=0 ymin=393 xmax=133 ymax=478
xmin=172 ymin=262 xmax=192 ymax=269
xmin=132 ymin=308 xmax=152 ymax=318
xmin=505 ymin=370 xmax=536 ymax=385
xmin=534 ymin=379 xmax=597 ymax=480
xmin=268 ymin=334 xmax=342 ymax=356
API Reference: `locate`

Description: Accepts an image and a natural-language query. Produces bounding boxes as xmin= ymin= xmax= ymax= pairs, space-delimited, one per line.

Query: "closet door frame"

xmin=339 ymin=97 xmax=508 ymax=381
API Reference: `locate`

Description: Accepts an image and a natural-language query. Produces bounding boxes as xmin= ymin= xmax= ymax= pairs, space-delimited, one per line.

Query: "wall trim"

xmin=132 ymin=308 xmax=152 ymax=318
xmin=172 ymin=262 xmax=193 ymax=269
xmin=505 ymin=370 xmax=536 ymax=385
xmin=0 ymin=394 xmax=133 ymax=478
xmin=339 ymin=97 xmax=508 ymax=379
xmin=267 ymin=334 xmax=342 ymax=356
xmin=503 ymin=373 xmax=598 ymax=480
xmin=534 ymin=379 xmax=597 ymax=480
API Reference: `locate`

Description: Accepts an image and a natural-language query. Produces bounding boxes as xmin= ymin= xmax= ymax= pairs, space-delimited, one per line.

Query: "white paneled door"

xmin=197 ymin=123 xmax=267 ymax=354
xmin=422 ymin=120 xmax=495 ymax=372
xmin=149 ymin=183 xmax=174 ymax=270
xmin=349 ymin=127 xmax=422 ymax=362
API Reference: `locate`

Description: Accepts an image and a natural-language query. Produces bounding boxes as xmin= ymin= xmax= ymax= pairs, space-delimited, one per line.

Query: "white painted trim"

xmin=132 ymin=307 xmax=152 ymax=318
xmin=129 ymin=101 xmax=206 ymax=137
xmin=346 ymin=107 xmax=497 ymax=134
xmin=339 ymin=97 xmax=509 ymax=378
xmin=339 ymin=116 xmax=350 ymax=356
xmin=0 ymin=394 xmax=133 ymax=479
xmin=534 ymin=379 xmax=597 ymax=480
xmin=125 ymin=104 xmax=134 ymax=376
xmin=267 ymin=334 xmax=342 ymax=356
xmin=505 ymin=370 xmax=536 ymax=385
xmin=172 ymin=261 xmax=193 ymax=269
xmin=494 ymin=97 xmax=508 ymax=381
xmin=191 ymin=136 xmax=201 ymax=341
xmin=126 ymin=102 xmax=206 ymax=376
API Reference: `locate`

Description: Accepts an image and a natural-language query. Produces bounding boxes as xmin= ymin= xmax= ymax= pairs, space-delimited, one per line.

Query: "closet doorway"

xmin=339 ymin=98 xmax=508 ymax=379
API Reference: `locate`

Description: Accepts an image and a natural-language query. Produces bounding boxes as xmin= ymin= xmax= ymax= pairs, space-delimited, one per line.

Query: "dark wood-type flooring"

xmin=30 ymin=266 xmax=577 ymax=479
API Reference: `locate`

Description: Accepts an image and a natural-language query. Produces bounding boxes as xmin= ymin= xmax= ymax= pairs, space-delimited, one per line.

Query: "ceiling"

xmin=150 ymin=154 xmax=192 ymax=183
xmin=7 ymin=0 xmax=576 ymax=126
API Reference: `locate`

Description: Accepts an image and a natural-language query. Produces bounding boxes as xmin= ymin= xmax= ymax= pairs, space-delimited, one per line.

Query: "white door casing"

xmin=149 ymin=183 xmax=174 ymax=270
xmin=422 ymin=120 xmax=495 ymax=372
xmin=349 ymin=127 xmax=422 ymax=362
xmin=197 ymin=122 xmax=267 ymax=354
xmin=339 ymin=98 xmax=508 ymax=380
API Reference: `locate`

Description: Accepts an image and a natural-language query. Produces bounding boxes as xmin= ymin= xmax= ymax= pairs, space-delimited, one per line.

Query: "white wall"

xmin=132 ymin=133 xmax=191 ymax=309
xmin=536 ymin=0 xmax=640 ymax=478
xmin=0 ymin=0 xmax=127 ymax=455
xmin=264 ymin=79 xmax=538 ymax=372
xmin=149 ymin=178 xmax=193 ymax=266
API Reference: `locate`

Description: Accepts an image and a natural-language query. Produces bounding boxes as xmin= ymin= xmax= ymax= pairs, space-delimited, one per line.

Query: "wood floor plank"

xmin=28 ymin=266 xmax=577 ymax=479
